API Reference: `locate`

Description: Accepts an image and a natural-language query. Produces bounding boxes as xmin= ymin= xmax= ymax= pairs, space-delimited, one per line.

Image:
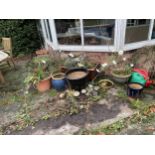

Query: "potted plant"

xmin=110 ymin=52 xmax=133 ymax=83
xmin=25 ymin=56 xmax=51 ymax=92
xmin=111 ymin=65 xmax=132 ymax=83
xmin=51 ymin=72 xmax=66 ymax=91
xmin=62 ymin=53 xmax=100 ymax=81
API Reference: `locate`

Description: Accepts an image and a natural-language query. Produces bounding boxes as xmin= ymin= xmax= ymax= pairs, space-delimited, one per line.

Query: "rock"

xmin=73 ymin=91 xmax=80 ymax=97
xmin=88 ymin=84 xmax=93 ymax=88
xmin=107 ymin=88 xmax=119 ymax=96
xmin=94 ymin=86 xmax=100 ymax=91
xmin=81 ymin=89 xmax=87 ymax=94
xmin=68 ymin=53 xmax=74 ymax=58
xmin=98 ymin=99 xmax=108 ymax=105
xmin=80 ymin=105 xmax=84 ymax=109
xmin=59 ymin=93 xmax=66 ymax=99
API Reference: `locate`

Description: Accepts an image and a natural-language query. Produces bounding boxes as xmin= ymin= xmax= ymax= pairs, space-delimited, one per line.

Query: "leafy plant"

xmin=24 ymin=56 xmax=50 ymax=86
xmin=0 ymin=19 xmax=43 ymax=56
xmin=130 ymin=99 xmax=144 ymax=109
xmin=113 ymin=65 xmax=132 ymax=76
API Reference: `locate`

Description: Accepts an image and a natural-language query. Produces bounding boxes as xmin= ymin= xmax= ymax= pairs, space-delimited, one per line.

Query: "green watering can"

xmin=129 ymin=72 xmax=146 ymax=86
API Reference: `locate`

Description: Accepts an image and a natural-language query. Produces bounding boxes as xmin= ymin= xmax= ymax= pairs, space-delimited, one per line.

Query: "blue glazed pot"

xmin=127 ymin=82 xmax=144 ymax=98
xmin=52 ymin=73 xmax=66 ymax=91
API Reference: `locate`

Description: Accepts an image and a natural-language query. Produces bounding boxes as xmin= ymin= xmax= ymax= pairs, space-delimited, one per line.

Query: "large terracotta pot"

xmin=36 ymin=77 xmax=51 ymax=92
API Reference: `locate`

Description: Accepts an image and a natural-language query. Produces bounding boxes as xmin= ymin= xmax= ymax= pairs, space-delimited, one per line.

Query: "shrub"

xmin=0 ymin=19 xmax=43 ymax=56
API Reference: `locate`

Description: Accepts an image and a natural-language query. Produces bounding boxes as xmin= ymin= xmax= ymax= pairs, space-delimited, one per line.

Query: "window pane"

xmin=46 ymin=20 xmax=53 ymax=42
xmin=43 ymin=20 xmax=48 ymax=39
xmin=83 ymin=19 xmax=115 ymax=45
xmin=151 ymin=20 xmax=155 ymax=39
xmin=125 ymin=19 xmax=150 ymax=43
xmin=55 ymin=19 xmax=81 ymax=45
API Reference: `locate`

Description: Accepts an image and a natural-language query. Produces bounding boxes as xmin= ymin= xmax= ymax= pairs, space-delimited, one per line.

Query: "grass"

xmin=0 ymin=91 xmax=25 ymax=105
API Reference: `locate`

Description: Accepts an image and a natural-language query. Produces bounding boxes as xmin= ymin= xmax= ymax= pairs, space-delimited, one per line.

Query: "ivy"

xmin=0 ymin=19 xmax=43 ymax=56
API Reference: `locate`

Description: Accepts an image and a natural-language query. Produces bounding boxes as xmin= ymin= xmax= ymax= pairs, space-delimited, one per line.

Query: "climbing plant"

xmin=0 ymin=19 xmax=43 ymax=56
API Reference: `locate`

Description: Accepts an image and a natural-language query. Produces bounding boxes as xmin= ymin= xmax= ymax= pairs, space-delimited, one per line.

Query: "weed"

xmin=42 ymin=114 xmax=51 ymax=120
xmin=130 ymin=99 xmax=144 ymax=109
xmin=49 ymin=90 xmax=57 ymax=97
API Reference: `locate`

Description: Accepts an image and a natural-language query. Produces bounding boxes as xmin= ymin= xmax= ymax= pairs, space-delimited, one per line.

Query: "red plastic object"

xmin=133 ymin=68 xmax=149 ymax=80
xmin=145 ymin=80 xmax=154 ymax=87
xmin=133 ymin=68 xmax=153 ymax=87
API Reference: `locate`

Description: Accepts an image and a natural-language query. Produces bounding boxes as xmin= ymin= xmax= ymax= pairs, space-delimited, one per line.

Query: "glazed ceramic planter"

xmin=66 ymin=68 xmax=89 ymax=91
xmin=52 ymin=73 xmax=66 ymax=91
xmin=111 ymin=70 xmax=131 ymax=83
xmin=127 ymin=82 xmax=144 ymax=98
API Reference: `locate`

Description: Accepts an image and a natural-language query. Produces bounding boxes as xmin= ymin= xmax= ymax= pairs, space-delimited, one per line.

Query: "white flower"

xmin=88 ymin=84 xmax=93 ymax=88
xmin=42 ymin=60 xmax=46 ymax=64
xmin=25 ymin=91 xmax=29 ymax=94
xmin=130 ymin=63 xmax=134 ymax=67
xmin=77 ymin=63 xmax=84 ymax=67
xmin=112 ymin=60 xmax=117 ymax=65
xmin=101 ymin=63 xmax=108 ymax=68
xmin=96 ymin=69 xmax=101 ymax=73
xmin=73 ymin=91 xmax=80 ymax=97
xmin=68 ymin=53 xmax=74 ymax=58
xmin=118 ymin=50 xmax=124 ymax=55
xmin=123 ymin=57 xmax=127 ymax=61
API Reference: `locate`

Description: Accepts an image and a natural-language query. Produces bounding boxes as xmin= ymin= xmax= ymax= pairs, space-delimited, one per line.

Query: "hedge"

xmin=0 ymin=19 xmax=43 ymax=56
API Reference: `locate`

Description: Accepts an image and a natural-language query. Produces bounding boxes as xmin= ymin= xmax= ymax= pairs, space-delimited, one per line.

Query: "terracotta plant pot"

xmin=35 ymin=49 xmax=49 ymax=56
xmin=88 ymin=64 xmax=100 ymax=81
xmin=36 ymin=77 xmax=51 ymax=92
xmin=88 ymin=68 xmax=98 ymax=81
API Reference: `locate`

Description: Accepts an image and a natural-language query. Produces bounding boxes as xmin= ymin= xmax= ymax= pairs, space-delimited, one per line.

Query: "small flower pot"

xmin=98 ymin=79 xmax=114 ymax=89
xmin=111 ymin=70 xmax=131 ymax=83
xmin=36 ymin=77 xmax=51 ymax=92
xmin=52 ymin=73 xmax=66 ymax=91
xmin=88 ymin=68 xmax=98 ymax=81
xmin=127 ymin=82 xmax=144 ymax=98
xmin=35 ymin=49 xmax=48 ymax=56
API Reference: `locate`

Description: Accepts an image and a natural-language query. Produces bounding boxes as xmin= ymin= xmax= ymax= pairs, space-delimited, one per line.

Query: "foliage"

xmin=108 ymin=52 xmax=133 ymax=76
xmin=113 ymin=65 xmax=132 ymax=76
xmin=0 ymin=19 xmax=42 ymax=56
xmin=130 ymin=99 xmax=144 ymax=109
xmin=24 ymin=56 xmax=51 ymax=86
xmin=49 ymin=89 xmax=57 ymax=97
xmin=131 ymin=46 xmax=155 ymax=79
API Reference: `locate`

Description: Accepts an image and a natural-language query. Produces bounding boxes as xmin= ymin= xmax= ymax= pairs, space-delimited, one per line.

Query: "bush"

xmin=0 ymin=19 xmax=43 ymax=56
